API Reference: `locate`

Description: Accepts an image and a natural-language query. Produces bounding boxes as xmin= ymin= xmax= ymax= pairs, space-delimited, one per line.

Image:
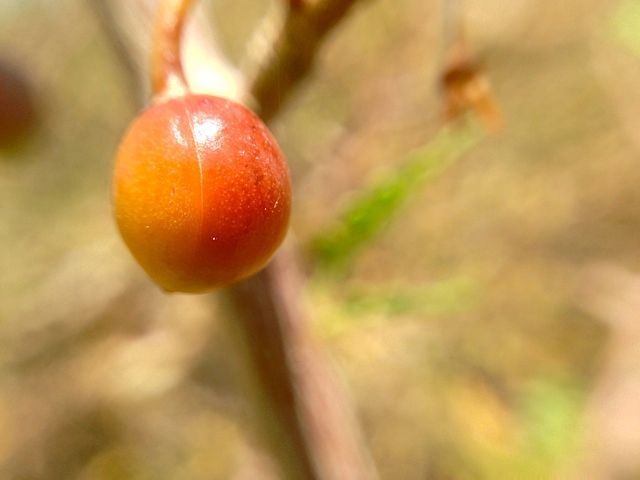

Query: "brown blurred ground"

xmin=1 ymin=0 xmax=640 ymax=478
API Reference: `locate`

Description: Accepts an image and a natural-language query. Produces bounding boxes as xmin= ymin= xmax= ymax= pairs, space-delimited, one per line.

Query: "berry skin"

xmin=113 ymin=95 xmax=291 ymax=292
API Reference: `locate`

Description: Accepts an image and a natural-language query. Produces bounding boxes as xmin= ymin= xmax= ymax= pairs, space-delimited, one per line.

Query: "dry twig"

xmin=246 ymin=0 xmax=366 ymax=122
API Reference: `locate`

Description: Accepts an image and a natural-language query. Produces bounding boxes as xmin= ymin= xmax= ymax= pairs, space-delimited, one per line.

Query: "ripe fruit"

xmin=113 ymin=94 xmax=290 ymax=292
xmin=113 ymin=0 xmax=291 ymax=292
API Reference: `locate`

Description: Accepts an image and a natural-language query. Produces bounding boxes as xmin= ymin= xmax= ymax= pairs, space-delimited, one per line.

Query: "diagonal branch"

xmin=228 ymin=247 xmax=378 ymax=480
xmin=87 ymin=0 xmax=146 ymax=107
xmin=246 ymin=0 xmax=365 ymax=122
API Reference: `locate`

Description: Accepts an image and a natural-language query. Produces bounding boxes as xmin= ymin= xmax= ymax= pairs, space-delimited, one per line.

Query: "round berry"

xmin=113 ymin=95 xmax=291 ymax=292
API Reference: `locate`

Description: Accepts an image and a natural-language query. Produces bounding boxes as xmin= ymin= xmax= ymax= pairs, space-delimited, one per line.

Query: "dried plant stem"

xmin=151 ymin=0 xmax=192 ymax=99
xmin=87 ymin=0 xmax=145 ymax=107
xmin=227 ymin=250 xmax=377 ymax=480
xmin=247 ymin=0 xmax=364 ymax=122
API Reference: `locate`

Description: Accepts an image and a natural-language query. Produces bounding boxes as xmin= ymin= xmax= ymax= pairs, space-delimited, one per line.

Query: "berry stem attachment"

xmin=151 ymin=0 xmax=193 ymax=101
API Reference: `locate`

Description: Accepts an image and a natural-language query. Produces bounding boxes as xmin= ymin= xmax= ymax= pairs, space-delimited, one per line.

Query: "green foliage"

xmin=313 ymin=275 xmax=479 ymax=337
xmin=310 ymin=124 xmax=482 ymax=269
xmin=342 ymin=276 xmax=478 ymax=317
xmin=518 ymin=377 xmax=584 ymax=466
xmin=473 ymin=377 xmax=585 ymax=480
xmin=610 ymin=0 xmax=640 ymax=56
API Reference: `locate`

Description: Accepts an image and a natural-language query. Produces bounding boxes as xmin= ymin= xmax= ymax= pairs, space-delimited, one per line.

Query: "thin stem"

xmin=151 ymin=0 xmax=192 ymax=100
xmin=86 ymin=0 xmax=145 ymax=108
xmin=441 ymin=0 xmax=461 ymax=49
xmin=246 ymin=0 xmax=363 ymax=122
xmin=227 ymin=249 xmax=377 ymax=480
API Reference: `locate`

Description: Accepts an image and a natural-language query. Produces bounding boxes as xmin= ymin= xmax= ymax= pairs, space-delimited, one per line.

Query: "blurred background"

xmin=2 ymin=0 xmax=640 ymax=478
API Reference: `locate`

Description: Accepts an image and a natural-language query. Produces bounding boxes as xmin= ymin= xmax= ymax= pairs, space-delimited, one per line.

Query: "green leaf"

xmin=310 ymin=124 xmax=482 ymax=269
xmin=342 ymin=276 xmax=478 ymax=317
xmin=610 ymin=0 xmax=640 ymax=57
xmin=519 ymin=377 xmax=585 ymax=466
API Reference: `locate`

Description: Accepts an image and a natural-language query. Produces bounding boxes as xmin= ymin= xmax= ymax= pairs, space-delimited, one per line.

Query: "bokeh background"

xmin=2 ymin=0 xmax=640 ymax=478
